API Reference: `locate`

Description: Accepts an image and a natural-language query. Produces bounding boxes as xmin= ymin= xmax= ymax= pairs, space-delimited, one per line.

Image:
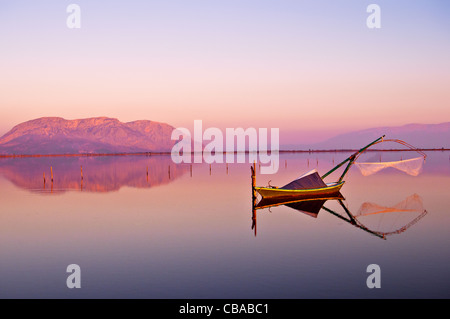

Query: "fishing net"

xmin=354 ymin=194 xmax=427 ymax=237
xmin=354 ymin=156 xmax=424 ymax=176
xmin=353 ymin=139 xmax=426 ymax=177
xmin=355 ymin=193 xmax=425 ymax=217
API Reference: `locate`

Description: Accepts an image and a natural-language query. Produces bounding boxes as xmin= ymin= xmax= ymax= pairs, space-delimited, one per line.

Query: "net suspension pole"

xmin=321 ymin=135 xmax=385 ymax=180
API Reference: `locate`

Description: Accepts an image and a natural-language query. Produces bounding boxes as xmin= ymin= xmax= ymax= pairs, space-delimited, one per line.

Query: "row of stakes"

xmin=42 ymin=158 xmax=334 ymax=186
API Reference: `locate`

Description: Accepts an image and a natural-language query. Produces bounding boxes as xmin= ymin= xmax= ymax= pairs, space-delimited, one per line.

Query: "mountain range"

xmin=0 ymin=117 xmax=448 ymax=155
xmin=0 ymin=117 xmax=177 ymax=155
xmin=281 ymin=122 xmax=450 ymax=150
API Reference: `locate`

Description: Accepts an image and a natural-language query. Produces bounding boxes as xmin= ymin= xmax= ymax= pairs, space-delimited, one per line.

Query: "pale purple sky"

xmin=1 ymin=0 xmax=449 ymax=144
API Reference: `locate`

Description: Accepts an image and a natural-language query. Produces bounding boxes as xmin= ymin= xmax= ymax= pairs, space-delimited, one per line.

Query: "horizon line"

xmin=1 ymin=148 xmax=448 ymax=159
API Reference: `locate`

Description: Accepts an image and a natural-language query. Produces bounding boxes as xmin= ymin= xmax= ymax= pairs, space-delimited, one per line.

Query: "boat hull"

xmin=254 ymin=181 xmax=345 ymax=200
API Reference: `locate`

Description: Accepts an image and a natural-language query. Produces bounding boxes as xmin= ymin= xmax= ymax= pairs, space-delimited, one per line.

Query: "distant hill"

xmin=0 ymin=117 xmax=177 ymax=155
xmin=281 ymin=122 xmax=450 ymax=150
xmin=1 ymin=118 xmax=448 ymax=155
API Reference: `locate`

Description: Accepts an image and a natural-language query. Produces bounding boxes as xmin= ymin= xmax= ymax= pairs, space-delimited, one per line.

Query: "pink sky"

xmin=1 ymin=1 xmax=449 ymax=144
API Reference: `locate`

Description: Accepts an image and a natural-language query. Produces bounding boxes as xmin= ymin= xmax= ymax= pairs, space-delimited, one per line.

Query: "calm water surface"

xmin=0 ymin=151 xmax=449 ymax=298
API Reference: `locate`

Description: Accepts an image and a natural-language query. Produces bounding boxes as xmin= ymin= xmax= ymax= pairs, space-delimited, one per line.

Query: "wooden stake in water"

xmin=81 ymin=166 xmax=83 ymax=181
xmin=51 ymin=166 xmax=53 ymax=183
xmin=190 ymin=164 xmax=192 ymax=177
xmin=251 ymin=166 xmax=256 ymax=202
xmin=168 ymin=165 xmax=171 ymax=179
xmin=43 ymin=172 xmax=46 ymax=186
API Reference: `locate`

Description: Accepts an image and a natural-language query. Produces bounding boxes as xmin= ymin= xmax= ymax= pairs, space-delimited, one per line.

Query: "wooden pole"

xmin=168 ymin=165 xmax=171 ymax=179
xmin=251 ymin=166 xmax=256 ymax=201
xmin=50 ymin=166 xmax=53 ymax=183
xmin=321 ymin=135 xmax=385 ymax=180
xmin=252 ymin=208 xmax=257 ymax=237
xmin=190 ymin=164 xmax=192 ymax=177
xmin=43 ymin=172 xmax=46 ymax=186
xmin=251 ymin=166 xmax=257 ymax=237
xmin=81 ymin=166 xmax=83 ymax=181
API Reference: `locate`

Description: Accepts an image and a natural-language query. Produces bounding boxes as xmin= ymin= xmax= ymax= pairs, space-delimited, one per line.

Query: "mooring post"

xmin=251 ymin=165 xmax=257 ymax=237
xmin=81 ymin=165 xmax=83 ymax=181
xmin=43 ymin=172 xmax=46 ymax=185
xmin=251 ymin=166 xmax=255 ymax=192
xmin=50 ymin=166 xmax=53 ymax=183
xmin=251 ymin=166 xmax=257 ymax=205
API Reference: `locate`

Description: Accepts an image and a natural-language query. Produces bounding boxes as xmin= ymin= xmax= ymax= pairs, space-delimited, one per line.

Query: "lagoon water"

xmin=0 ymin=151 xmax=449 ymax=298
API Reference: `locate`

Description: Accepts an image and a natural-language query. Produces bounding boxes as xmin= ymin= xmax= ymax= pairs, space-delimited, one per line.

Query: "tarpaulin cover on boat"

xmin=280 ymin=169 xmax=327 ymax=190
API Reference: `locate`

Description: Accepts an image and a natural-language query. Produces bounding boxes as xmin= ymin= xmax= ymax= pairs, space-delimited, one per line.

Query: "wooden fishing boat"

xmin=254 ymin=170 xmax=344 ymax=200
xmin=254 ymin=192 xmax=345 ymax=217
xmin=251 ymin=135 xmax=386 ymax=200
xmin=251 ymin=135 xmax=427 ymax=239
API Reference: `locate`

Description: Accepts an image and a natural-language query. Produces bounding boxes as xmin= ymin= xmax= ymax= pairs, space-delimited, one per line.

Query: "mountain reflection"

xmin=0 ymin=155 xmax=187 ymax=193
xmin=252 ymin=193 xmax=428 ymax=239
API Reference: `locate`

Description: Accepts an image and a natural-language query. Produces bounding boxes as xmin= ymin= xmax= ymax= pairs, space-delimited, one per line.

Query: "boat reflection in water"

xmin=251 ymin=193 xmax=428 ymax=240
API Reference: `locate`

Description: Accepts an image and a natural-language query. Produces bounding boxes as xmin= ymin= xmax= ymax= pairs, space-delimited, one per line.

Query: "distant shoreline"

xmin=0 ymin=148 xmax=448 ymax=159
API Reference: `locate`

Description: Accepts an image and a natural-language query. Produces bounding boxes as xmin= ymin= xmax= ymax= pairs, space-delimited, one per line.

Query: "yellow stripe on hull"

xmin=255 ymin=181 xmax=345 ymax=200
